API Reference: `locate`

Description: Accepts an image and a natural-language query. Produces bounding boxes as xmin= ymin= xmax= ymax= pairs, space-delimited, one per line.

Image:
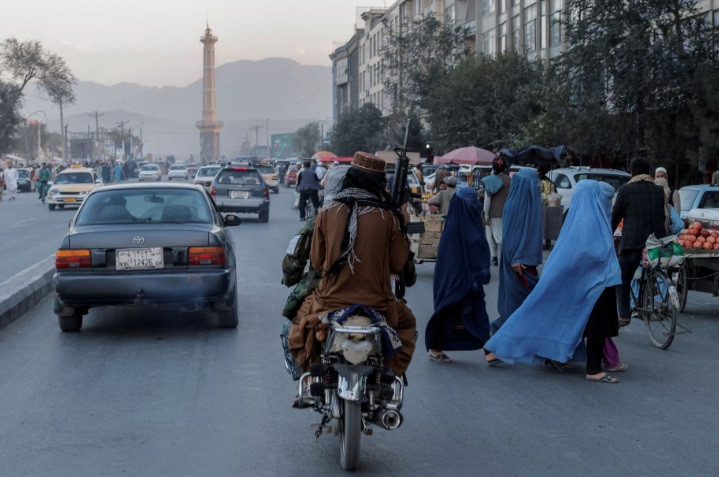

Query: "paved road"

xmin=0 ymin=188 xmax=76 ymax=282
xmin=1 ymin=187 xmax=718 ymax=476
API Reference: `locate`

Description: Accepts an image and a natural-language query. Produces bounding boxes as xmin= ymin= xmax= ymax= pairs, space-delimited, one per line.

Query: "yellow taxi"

xmin=47 ymin=165 xmax=103 ymax=211
xmin=256 ymin=164 xmax=280 ymax=193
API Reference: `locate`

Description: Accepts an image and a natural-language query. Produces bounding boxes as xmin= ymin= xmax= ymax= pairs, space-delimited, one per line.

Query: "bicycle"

xmin=629 ymin=240 xmax=680 ymax=350
xmin=38 ymin=180 xmax=50 ymax=204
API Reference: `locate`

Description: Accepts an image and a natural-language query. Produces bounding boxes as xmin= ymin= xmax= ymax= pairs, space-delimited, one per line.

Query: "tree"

xmin=382 ymin=13 xmax=468 ymax=116
xmin=0 ymin=82 xmax=23 ymax=153
xmin=330 ymin=104 xmax=384 ymax=156
xmin=560 ymin=0 xmax=715 ymax=173
xmin=0 ymin=38 xmax=75 ymax=155
xmin=293 ymin=122 xmax=321 ymax=157
xmin=424 ymin=53 xmax=543 ymax=153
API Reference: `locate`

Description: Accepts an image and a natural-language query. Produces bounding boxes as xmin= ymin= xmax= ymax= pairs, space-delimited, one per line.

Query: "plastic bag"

xmin=645 ymin=234 xmax=684 ymax=268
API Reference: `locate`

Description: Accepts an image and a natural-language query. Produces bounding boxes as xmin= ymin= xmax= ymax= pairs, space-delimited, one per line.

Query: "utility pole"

xmin=248 ymin=125 xmax=263 ymax=156
xmin=116 ymin=120 xmax=128 ymax=161
xmin=64 ymin=124 xmax=69 ymax=160
xmin=266 ymin=118 xmax=270 ymax=159
xmin=89 ymin=111 xmax=103 ymax=158
xmin=59 ymin=101 xmax=66 ymax=162
xmin=128 ymin=128 xmax=134 ymax=160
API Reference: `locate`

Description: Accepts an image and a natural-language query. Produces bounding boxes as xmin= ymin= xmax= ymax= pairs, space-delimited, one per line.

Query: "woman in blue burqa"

xmin=484 ymin=180 xmax=624 ymax=383
xmin=425 ymin=187 xmax=491 ymax=362
xmin=484 ymin=168 xmax=543 ymax=364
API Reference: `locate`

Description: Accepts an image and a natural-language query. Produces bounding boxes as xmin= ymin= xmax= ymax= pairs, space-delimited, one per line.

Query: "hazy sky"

xmin=1 ymin=0 xmax=389 ymax=87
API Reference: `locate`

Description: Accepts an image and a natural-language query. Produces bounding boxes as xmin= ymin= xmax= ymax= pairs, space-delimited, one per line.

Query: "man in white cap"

xmin=654 ymin=166 xmax=681 ymax=214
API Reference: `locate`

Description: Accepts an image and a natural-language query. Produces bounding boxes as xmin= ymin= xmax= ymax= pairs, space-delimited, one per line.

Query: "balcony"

xmin=196 ymin=120 xmax=223 ymax=129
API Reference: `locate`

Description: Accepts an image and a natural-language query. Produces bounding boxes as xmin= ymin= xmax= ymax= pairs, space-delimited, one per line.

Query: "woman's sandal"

xmin=428 ymin=351 xmax=451 ymax=363
xmin=545 ymin=359 xmax=570 ymax=371
xmin=586 ymin=373 xmax=619 ymax=383
xmin=605 ymin=362 xmax=629 ymax=372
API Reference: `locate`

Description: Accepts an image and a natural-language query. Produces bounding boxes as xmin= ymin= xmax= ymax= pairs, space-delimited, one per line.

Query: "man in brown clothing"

xmin=482 ymin=156 xmax=511 ymax=265
xmin=289 ymin=152 xmax=417 ymax=375
xmin=433 ymin=165 xmax=451 ymax=193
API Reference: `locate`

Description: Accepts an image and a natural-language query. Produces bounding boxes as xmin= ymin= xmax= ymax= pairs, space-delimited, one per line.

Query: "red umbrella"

xmin=435 ymin=147 xmax=495 ymax=165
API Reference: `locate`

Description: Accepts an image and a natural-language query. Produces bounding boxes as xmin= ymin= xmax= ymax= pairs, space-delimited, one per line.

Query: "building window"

xmin=483 ymin=28 xmax=497 ymax=55
xmin=445 ymin=4 xmax=456 ymax=23
xmin=540 ymin=0 xmax=548 ymax=50
xmin=524 ymin=5 xmax=537 ymax=53
xmin=512 ymin=15 xmax=521 ymax=52
xmin=483 ymin=0 xmax=496 ymax=15
xmin=550 ymin=11 xmax=562 ymax=48
xmin=499 ymin=22 xmax=507 ymax=52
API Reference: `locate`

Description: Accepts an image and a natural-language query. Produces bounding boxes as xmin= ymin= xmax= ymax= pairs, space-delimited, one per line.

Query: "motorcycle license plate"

xmin=64 ymin=197 xmax=77 ymax=203
xmin=116 ymin=248 xmax=164 ymax=271
xmin=230 ymin=191 xmax=249 ymax=199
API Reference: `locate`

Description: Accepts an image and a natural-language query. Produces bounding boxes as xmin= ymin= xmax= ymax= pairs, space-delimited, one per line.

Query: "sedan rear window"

xmin=216 ymin=170 xmax=263 ymax=186
xmin=76 ymin=189 xmax=213 ymax=225
xmin=55 ymin=173 xmax=94 ymax=184
xmin=575 ymin=173 xmax=629 ymax=190
xmin=256 ymin=166 xmax=275 ymax=174
xmin=197 ymin=167 xmax=220 ymax=176
xmin=698 ymin=191 xmax=719 ymax=209
xmin=679 ymin=189 xmax=700 ymax=211
xmin=141 ymin=165 xmax=159 ymax=171
xmin=170 ymin=165 xmax=186 ymax=170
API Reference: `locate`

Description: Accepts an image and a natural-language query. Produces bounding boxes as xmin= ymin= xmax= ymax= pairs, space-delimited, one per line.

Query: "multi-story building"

xmin=329 ymin=29 xmax=363 ymax=122
xmin=358 ymin=9 xmax=388 ymax=113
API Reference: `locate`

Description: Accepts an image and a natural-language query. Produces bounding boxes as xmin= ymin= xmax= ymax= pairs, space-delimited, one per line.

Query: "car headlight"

xmin=78 ymin=190 xmax=89 ymax=196
xmin=49 ymin=188 xmax=58 ymax=196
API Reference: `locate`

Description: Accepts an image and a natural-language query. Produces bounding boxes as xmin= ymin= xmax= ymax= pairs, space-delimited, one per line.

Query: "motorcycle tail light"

xmin=56 ymin=249 xmax=91 ymax=269
xmin=188 ymin=246 xmax=226 ymax=266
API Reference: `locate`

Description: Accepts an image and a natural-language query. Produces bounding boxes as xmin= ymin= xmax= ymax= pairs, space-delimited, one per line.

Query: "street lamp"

xmin=317 ymin=118 xmax=333 ymax=152
xmin=26 ymin=110 xmax=48 ymax=163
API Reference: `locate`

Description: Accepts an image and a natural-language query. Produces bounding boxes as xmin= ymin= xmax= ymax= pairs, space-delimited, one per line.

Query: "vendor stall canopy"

xmin=435 ymin=147 xmax=495 ymax=165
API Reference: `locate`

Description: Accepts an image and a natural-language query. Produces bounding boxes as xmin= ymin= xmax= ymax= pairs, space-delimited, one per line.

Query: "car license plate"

xmin=116 ymin=247 xmax=164 ymax=271
xmin=230 ymin=191 xmax=249 ymax=199
xmin=64 ymin=197 xmax=77 ymax=203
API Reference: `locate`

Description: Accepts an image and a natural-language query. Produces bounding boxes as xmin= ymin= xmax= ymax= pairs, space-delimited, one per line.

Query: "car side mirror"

xmin=223 ymin=214 xmax=241 ymax=226
xmin=95 ymin=179 xmax=102 ymax=185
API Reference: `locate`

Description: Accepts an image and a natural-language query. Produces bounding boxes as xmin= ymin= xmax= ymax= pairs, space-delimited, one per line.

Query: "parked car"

xmin=167 ymin=164 xmax=189 ymax=180
xmin=210 ymin=166 xmax=271 ymax=222
xmin=423 ymin=165 xmax=462 ymax=193
xmin=193 ymin=165 xmax=222 ymax=188
xmin=46 ymin=166 xmax=103 ymax=211
xmin=138 ymin=164 xmax=162 ymax=182
xmin=53 ymin=183 xmax=240 ymax=331
xmin=255 ymin=164 xmax=280 ymax=193
xmin=678 ymin=184 xmax=719 ymax=219
xmin=547 ymin=167 xmax=631 ymax=211
xmin=16 ymin=168 xmax=34 ymax=192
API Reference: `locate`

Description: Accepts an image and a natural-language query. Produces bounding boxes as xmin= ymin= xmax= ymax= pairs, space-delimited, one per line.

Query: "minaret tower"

xmin=196 ymin=24 xmax=223 ymax=164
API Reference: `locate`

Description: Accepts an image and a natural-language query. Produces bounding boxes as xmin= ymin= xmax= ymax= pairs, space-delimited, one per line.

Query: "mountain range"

xmin=21 ymin=58 xmax=332 ymax=158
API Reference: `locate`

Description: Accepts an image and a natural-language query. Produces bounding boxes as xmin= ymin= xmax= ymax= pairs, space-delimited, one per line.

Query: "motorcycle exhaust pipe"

xmin=375 ymin=409 xmax=403 ymax=430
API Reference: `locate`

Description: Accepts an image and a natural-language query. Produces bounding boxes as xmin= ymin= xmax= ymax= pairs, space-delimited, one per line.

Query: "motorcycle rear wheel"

xmin=340 ymin=400 xmax=361 ymax=471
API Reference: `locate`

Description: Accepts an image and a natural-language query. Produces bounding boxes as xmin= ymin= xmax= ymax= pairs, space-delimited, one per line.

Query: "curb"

xmin=0 ymin=255 xmax=55 ymax=330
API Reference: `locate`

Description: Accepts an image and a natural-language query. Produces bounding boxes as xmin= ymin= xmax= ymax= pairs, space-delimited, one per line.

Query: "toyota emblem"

xmin=132 ymin=236 xmax=145 ymax=245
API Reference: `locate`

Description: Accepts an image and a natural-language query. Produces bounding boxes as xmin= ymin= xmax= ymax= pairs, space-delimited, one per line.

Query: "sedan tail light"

xmin=263 ymin=187 xmax=269 ymax=199
xmin=209 ymin=186 xmax=216 ymax=197
xmin=188 ymin=247 xmax=226 ymax=266
xmin=56 ymin=249 xmax=91 ymax=269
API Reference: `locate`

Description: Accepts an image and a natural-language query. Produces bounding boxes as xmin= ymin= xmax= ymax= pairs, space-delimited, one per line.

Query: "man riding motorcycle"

xmin=288 ymin=152 xmax=417 ymax=377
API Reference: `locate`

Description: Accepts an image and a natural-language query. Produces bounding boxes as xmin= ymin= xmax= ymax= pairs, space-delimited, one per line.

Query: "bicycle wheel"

xmin=641 ymin=270 xmax=677 ymax=350
xmin=674 ymin=263 xmax=688 ymax=312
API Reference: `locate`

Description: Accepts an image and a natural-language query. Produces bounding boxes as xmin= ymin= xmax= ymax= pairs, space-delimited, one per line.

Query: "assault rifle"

xmin=391 ymin=120 xmax=424 ymax=301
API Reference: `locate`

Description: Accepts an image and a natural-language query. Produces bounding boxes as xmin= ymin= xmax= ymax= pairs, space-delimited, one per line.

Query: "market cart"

xmin=675 ymin=209 xmax=719 ymax=311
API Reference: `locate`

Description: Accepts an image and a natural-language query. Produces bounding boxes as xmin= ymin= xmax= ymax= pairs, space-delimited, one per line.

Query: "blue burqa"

xmin=491 ymin=168 xmax=543 ymax=333
xmin=425 ymin=187 xmax=491 ymax=351
xmin=485 ymin=180 xmax=622 ymax=365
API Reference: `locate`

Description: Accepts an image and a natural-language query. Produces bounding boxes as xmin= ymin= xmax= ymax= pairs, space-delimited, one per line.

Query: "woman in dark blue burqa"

xmin=425 ymin=187 xmax=491 ymax=362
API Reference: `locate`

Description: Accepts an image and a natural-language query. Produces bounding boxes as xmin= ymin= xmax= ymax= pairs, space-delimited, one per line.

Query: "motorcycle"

xmin=294 ymin=307 xmax=405 ymax=471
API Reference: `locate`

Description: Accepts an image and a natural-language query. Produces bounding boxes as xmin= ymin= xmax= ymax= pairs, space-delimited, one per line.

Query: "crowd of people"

xmin=280 ymin=150 xmax=680 ymax=387
xmin=428 ymin=157 xmax=676 ymax=384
